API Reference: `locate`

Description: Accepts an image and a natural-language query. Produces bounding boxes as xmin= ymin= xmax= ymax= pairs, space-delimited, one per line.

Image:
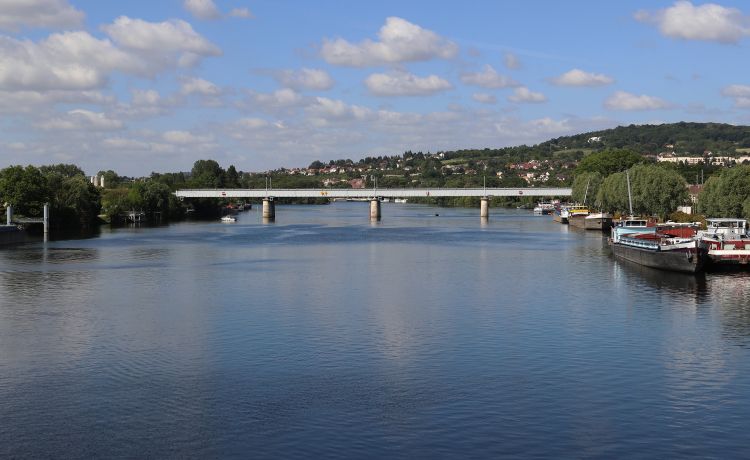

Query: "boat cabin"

xmin=703 ymin=218 xmax=748 ymax=237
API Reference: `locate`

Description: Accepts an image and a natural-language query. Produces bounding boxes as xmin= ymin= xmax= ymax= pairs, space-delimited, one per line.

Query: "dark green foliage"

xmin=190 ymin=160 xmax=225 ymax=188
xmin=571 ymin=172 xmax=602 ymax=205
xmin=596 ymin=164 xmax=688 ymax=218
xmin=697 ymin=166 xmax=750 ymax=218
xmin=0 ymin=165 xmax=51 ymax=216
xmin=575 ymin=150 xmax=645 ymax=177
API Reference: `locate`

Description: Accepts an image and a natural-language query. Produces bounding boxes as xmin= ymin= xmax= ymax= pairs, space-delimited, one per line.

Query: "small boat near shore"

xmin=533 ymin=202 xmax=555 ymax=215
xmin=221 ymin=215 xmax=237 ymax=223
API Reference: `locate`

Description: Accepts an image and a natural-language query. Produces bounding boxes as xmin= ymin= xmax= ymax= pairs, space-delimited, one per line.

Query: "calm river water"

xmin=1 ymin=203 xmax=749 ymax=458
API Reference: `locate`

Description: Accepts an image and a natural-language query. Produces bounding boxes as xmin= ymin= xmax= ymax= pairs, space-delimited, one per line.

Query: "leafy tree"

xmin=597 ymin=164 xmax=688 ymax=218
xmin=571 ymin=172 xmax=602 ymax=205
xmin=40 ymin=164 xmax=85 ymax=178
xmin=190 ymin=160 xmax=225 ymax=188
xmin=697 ymin=165 xmax=750 ymax=218
xmin=52 ymin=176 xmax=101 ymax=228
xmin=0 ymin=165 xmax=51 ymax=216
xmin=575 ymin=149 xmax=645 ymax=177
xmin=225 ymin=165 xmax=240 ymax=188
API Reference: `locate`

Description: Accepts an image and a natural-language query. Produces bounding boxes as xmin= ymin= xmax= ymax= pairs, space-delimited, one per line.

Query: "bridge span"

xmin=175 ymin=187 xmax=571 ymax=220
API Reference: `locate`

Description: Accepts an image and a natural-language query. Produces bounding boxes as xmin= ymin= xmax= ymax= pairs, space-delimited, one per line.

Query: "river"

xmin=1 ymin=203 xmax=749 ymax=458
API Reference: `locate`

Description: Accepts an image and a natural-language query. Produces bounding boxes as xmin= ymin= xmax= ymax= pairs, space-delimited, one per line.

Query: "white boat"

xmin=698 ymin=218 xmax=750 ymax=267
xmin=221 ymin=215 xmax=236 ymax=223
xmin=394 ymin=198 xmax=408 ymax=203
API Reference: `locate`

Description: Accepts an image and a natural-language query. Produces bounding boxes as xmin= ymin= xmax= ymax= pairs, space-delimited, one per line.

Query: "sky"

xmin=1 ymin=0 xmax=750 ymax=176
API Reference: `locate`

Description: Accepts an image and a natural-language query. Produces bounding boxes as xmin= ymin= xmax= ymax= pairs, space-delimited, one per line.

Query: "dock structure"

xmin=175 ymin=187 xmax=572 ymax=221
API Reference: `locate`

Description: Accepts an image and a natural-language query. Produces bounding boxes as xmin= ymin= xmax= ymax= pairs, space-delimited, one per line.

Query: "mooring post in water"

xmin=43 ymin=203 xmax=49 ymax=234
xmin=6 ymin=204 xmax=11 ymax=225
xmin=262 ymin=197 xmax=275 ymax=221
xmin=370 ymin=197 xmax=381 ymax=221
xmin=480 ymin=197 xmax=489 ymax=218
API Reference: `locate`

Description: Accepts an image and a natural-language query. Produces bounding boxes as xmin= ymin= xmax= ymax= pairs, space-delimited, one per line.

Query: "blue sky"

xmin=1 ymin=0 xmax=750 ymax=176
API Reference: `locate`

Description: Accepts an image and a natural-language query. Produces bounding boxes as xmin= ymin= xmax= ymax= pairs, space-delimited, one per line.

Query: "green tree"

xmin=597 ymin=164 xmax=688 ymax=218
xmin=0 ymin=165 xmax=51 ymax=217
xmin=571 ymin=171 xmax=602 ymax=206
xmin=697 ymin=165 xmax=750 ymax=218
xmin=190 ymin=160 xmax=225 ymax=188
xmin=575 ymin=149 xmax=645 ymax=176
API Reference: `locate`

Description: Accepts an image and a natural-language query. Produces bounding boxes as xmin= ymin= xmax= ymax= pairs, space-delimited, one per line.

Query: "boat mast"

xmin=626 ymin=170 xmax=634 ymax=216
xmin=583 ymin=178 xmax=590 ymax=205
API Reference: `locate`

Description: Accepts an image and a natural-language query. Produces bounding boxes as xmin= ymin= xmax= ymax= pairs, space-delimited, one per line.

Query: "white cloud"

xmin=364 ymin=71 xmax=452 ymax=96
xmin=0 ymin=89 xmax=113 ymax=113
xmin=229 ymin=8 xmax=253 ymax=19
xmin=504 ymin=52 xmax=521 ymax=69
xmin=37 ymin=109 xmax=123 ymax=131
xmin=183 ymin=0 xmax=221 ymax=20
xmin=102 ymin=16 xmax=222 ymax=64
xmin=0 ymin=0 xmax=84 ymax=32
xmin=604 ymin=91 xmax=673 ymax=110
xmin=472 ymin=93 xmax=497 ymax=104
xmin=306 ymin=97 xmax=372 ymax=121
xmin=550 ymin=68 xmax=614 ymax=87
xmin=0 ymin=32 xmax=143 ymax=91
xmin=508 ymin=87 xmax=547 ymax=103
xmin=460 ymin=65 xmax=519 ymax=89
xmin=635 ymin=1 xmax=750 ymax=44
xmin=163 ymin=130 xmax=214 ymax=144
xmin=275 ymin=68 xmax=334 ymax=91
xmin=721 ymin=84 xmax=750 ymax=108
xmin=321 ymin=17 xmax=458 ymax=67
xmin=180 ymin=76 xmax=221 ymax=96
xmin=243 ymin=88 xmax=306 ymax=113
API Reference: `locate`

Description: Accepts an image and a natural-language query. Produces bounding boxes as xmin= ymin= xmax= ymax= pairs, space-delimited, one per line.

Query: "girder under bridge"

xmin=174 ymin=187 xmax=571 ymax=220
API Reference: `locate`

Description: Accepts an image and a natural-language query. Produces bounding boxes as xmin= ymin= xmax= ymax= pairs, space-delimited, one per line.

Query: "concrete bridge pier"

xmin=262 ymin=198 xmax=275 ymax=221
xmin=43 ymin=203 xmax=49 ymax=234
xmin=370 ymin=198 xmax=381 ymax=221
xmin=480 ymin=197 xmax=489 ymax=218
xmin=6 ymin=204 xmax=12 ymax=225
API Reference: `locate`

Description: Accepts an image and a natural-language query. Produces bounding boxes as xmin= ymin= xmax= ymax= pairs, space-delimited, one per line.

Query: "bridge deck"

xmin=175 ymin=188 xmax=571 ymax=199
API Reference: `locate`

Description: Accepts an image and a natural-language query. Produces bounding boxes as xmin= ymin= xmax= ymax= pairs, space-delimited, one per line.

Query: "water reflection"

xmin=1 ymin=205 xmax=750 ymax=457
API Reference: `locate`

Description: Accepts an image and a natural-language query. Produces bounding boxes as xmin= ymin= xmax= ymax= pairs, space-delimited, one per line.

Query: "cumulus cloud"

xmin=508 ymin=87 xmax=547 ymax=103
xmin=0 ymin=32 xmax=143 ymax=91
xmin=102 ymin=16 xmax=222 ymax=65
xmin=180 ymin=76 xmax=221 ymax=96
xmin=183 ymin=0 xmax=221 ymax=20
xmin=306 ymin=97 xmax=372 ymax=121
xmin=364 ymin=71 xmax=452 ymax=96
xmin=0 ymin=0 xmax=84 ymax=32
xmin=604 ymin=91 xmax=673 ymax=110
xmin=321 ymin=17 xmax=458 ymax=67
xmin=550 ymin=68 xmax=614 ymax=87
xmin=0 ymin=16 xmax=221 ymax=93
xmin=472 ymin=93 xmax=497 ymax=104
xmin=0 ymin=89 xmax=114 ymax=114
xmin=242 ymin=88 xmax=306 ymax=113
xmin=504 ymin=52 xmax=521 ymax=69
xmin=721 ymin=84 xmax=750 ymax=108
xmin=275 ymin=68 xmax=334 ymax=91
xmin=635 ymin=1 xmax=750 ymax=44
xmin=37 ymin=109 xmax=123 ymax=131
xmin=460 ymin=65 xmax=519 ymax=88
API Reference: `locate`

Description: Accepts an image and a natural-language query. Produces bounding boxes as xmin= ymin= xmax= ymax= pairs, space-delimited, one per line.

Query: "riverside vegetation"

xmin=2 ymin=122 xmax=750 ymax=233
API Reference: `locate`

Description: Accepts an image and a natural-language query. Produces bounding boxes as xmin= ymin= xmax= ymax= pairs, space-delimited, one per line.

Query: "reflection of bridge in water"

xmin=175 ymin=187 xmax=572 ymax=220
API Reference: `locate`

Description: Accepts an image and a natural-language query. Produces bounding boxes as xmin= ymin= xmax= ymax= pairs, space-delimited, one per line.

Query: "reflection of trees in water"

xmin=706 ymin=273 xmax=750 ymax=347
